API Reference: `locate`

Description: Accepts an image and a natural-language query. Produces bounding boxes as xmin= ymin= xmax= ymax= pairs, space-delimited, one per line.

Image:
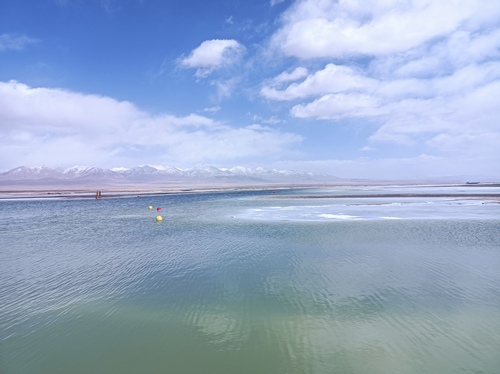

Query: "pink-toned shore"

xmin=1 ymin=182 xmax=499 ymax=201
xmin=0 ymin=186 xmax=251 ymax=200
xmin=0 ymin=182 xmax=340 ymax=200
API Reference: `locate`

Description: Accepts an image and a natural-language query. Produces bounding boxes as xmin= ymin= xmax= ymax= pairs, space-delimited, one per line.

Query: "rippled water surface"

xmin=1 ymin=187 xmax=500 ymax=374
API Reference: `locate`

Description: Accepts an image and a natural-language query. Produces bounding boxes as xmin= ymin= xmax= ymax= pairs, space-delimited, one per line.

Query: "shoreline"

xmin=264 ymin=193 xmax=500 ymax=200
xmin=0 ymin=182 xmax=499 ymax=201
xmin=0 ymin=184 xmax=300 ymax=200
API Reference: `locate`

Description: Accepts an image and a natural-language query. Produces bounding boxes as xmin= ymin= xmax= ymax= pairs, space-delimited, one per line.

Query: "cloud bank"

xmin=0 ymin=81 xmax=301 ymax=169
xmin=261 ymin=0 xmax=500 ymax=174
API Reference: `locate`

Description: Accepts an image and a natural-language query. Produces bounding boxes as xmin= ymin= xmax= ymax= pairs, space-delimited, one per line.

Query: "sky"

xmin=1 ymin=0 xmax=499 ymax=180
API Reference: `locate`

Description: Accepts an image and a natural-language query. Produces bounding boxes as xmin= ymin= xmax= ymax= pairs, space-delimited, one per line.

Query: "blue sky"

xmin=1 ymin=0 xmax=499 ymax=179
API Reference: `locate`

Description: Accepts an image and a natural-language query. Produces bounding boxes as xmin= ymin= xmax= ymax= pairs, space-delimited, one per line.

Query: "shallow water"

xmin=1 ymin=187 xmax=499 ymax=374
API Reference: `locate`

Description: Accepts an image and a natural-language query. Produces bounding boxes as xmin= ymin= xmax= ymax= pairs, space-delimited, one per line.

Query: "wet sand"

xmin=1 ymin=183 xmax=499 ymax=200
xmin=0 ymin=185 xmax=294 ymax=200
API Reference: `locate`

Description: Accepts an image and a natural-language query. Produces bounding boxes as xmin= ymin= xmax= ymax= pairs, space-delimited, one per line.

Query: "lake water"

xmin=1 ymin=186 xmax=499 ymax=374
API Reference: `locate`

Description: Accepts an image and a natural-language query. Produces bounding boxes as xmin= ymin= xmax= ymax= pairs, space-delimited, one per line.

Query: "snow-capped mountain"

xmin=120 ymin=165 xmax=183 ymax=176
xmin=184 ymin=166 xmax=232 ymax=178
xmin=63 ymin=166 xmax=120 ymax=178
xmin=0 ymin=165 xmax=339 ymax=185
xmin=3 ymin=166 xmax=64 ymax=178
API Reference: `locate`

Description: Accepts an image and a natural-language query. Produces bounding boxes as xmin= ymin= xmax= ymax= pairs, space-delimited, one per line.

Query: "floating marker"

xmin=156 ymin=215 xmax=163 ymax=221
xmin=157 ymin=207 xmax=162 ymax=211
xmin=148 ymin=206 xmax=153 ymax=210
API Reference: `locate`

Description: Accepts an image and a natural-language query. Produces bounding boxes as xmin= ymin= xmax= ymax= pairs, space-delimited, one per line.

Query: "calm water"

xmin=1 ymin=187 xmax=500 ymax=374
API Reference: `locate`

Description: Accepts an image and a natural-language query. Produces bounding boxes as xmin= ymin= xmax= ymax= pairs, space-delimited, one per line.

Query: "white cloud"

xmin=272 ymin=154 xmax=499 ymax=180
xmin=369 ymin=77 xmax=500 ymax=146
xmin=262 ymin=116 xmax=283 ymax=124
xmin=165 ymin=125 xmax=300 ymax=164
xmin=291 ymin=93 xmax=380 ymax=119
xmin=271 ymin=0 xmax=491 ymax=59
xmin=272 ymin=67 xmax=308 ymax=83
xmin=0 ymin=33 xmax=39 ymax=51
xmin=0 ymin=80 xmax=301 ymax=169
xmin=251 ymin=115 xmax=284 ymax=125
xmin=179 ymin=39 xmax=245 ymax=78
xmin=262 ymin=0 xmax=500 ymax=170
xmin=374 ymin=29 xmax=500 ymax=80
xmin=203 ymin=106 xmax=221 ymax=113
xmin=427 ymin=132 xmax=500 ymax=157
xmin=262 ymin=64 xmax=377 ymax=100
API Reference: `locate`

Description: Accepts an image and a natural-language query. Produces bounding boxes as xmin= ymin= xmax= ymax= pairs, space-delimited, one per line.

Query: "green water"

xmin=1 ymin=188 xmax=499 ymax=373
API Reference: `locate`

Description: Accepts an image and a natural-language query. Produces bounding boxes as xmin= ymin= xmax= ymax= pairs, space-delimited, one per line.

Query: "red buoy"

xmin=157 ymin=207 xmax=162 ymax=211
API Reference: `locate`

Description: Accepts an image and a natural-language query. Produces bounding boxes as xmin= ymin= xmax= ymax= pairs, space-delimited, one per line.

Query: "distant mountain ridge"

xmin=0 ymin=165 xmax=339 ymax=186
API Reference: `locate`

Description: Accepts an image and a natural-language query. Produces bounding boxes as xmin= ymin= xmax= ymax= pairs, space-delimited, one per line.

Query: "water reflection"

xmin=1 ymin=188 xmax=499 ymax=373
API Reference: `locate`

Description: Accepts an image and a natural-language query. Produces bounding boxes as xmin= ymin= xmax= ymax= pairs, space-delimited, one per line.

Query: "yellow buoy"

xmin=156 ymin=215 xmax=163 ymax=221
xmin=148 ymin=206 xmax=153 ymax=210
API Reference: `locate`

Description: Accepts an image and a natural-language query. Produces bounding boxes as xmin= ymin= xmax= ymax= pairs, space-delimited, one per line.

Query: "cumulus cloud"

xmin=262 ymin=64 xmax=377 ymax=100
xmin=179 ymin=39 xmax=245 ymax=78
xmin=271 ymin=0 xmax=494 ymax=59
xmin=272 ymin=67 xmax=308 ymax=83
xmin=0 ymin=80 xmax=301 ymax=169
xmin=262 ymin=0 xmax=500 ymax=168
xmin=291 ymin=93 xmax=381 ymax=120
xmin=0 ymin=33 xmax=39 ymax=51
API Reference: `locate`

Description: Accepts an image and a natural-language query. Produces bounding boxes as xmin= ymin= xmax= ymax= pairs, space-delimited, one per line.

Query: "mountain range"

xmin=0 ymin=165 xmax=339 ymax=187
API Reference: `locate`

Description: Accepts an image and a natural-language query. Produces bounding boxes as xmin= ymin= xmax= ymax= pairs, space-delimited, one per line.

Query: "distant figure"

xmin=96 ymin=190 xmax=102 ymax=199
